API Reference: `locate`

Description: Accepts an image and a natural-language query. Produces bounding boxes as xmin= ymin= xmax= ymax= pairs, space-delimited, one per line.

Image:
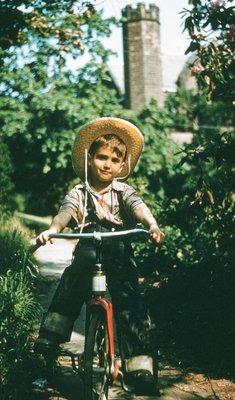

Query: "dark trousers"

xmin=39 ymin=239 xmax=155 ymax=359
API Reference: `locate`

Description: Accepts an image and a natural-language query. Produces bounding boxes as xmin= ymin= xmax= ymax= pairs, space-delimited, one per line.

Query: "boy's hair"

xmin=89 ymin=134 xmax=126 ymax=160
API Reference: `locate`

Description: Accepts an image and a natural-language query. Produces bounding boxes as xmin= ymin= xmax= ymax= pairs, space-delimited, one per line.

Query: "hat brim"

xmin=72 ymin=117 xmax=144 ymax=180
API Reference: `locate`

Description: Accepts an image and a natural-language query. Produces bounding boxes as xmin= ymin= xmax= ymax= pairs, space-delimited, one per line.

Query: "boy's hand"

xmin=36 ymin=229 xmax=57 ymax=245
xmin=149 ymin=224 xmax=165 ymax=244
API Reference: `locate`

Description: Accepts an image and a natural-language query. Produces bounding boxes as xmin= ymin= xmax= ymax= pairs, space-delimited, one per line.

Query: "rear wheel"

xmin=84 ymin=309 xmax=110 ymax=400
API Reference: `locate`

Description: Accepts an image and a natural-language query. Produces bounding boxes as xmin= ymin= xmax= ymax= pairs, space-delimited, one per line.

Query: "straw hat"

xmin=72 ymin=117 xmax=144 ymax=180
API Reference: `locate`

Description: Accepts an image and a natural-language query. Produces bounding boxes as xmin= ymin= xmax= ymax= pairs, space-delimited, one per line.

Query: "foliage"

xmin=0 ymin=4 xmax=120 ymax=214
xmin=165 ymin=87 xmax=234 ymax=133
xmin=1 ymin=60 xmax=124 ymax=214
xmin=0 ymin=1 xmax=99 ymax=55
xmin=134 ymin=101 xmax=190 ymax=200
xmin=0 ymin=139 xmax=14 ymax=212
xmin=180 ymin=0 xmax=234 ymax=277
xmin=0 ymin=215 xmax=37 ymax=277
xmin=0 ymin=215 xmax=45 ymax=397
xmin=165 ymin=88 xmax=234 ymax=213
xmin=0 ymin=214 xmax=41 ymax=399
xmin=129 ymin=97 xmax=234 ymax=370
xmin=146 ymin=206 xmax=234 ymax=369
xmin=0 ymin=270 xmax=41 ymax=399
xmin=182 ymin=0 xmax=234 ymax=103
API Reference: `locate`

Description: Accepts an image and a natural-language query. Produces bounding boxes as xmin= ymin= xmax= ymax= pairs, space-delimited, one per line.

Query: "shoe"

xmin=126 ymin=369 xmax=160 ymax=396
xmin=34 ymin=337 xmax=59 ymax=357
xmin=34 ymin=338 xmax=59 ymax=379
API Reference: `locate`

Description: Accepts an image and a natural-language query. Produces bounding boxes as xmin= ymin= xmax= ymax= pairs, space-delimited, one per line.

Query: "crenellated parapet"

xmin=122 ymin=3 xmax=159 ymax=23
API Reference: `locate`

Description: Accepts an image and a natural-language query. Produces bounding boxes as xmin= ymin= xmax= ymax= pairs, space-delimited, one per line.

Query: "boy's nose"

xmin=104 ymin=160 xmax=111 ymax=168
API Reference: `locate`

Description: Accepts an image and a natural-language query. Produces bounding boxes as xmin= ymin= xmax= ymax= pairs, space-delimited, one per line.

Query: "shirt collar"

xmin=112 ymin=180 xmax=125 ymax=192
xmin=83 ymin=180 xmax=124 ymax=196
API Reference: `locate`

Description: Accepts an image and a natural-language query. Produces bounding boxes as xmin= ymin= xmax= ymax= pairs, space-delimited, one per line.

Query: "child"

xmin=35 ymin=117 xmax=164 ymax=395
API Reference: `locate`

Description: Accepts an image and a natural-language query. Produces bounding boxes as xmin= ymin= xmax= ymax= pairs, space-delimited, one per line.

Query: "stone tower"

xmin=122 ymin=3 xmax=163 ymax=110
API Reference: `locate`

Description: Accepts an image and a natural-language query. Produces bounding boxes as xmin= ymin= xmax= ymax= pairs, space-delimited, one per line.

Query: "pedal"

xmin=117 ymin=370 xmax=131 ymax=393
xmin=112 ymin=359 xmax=131 ymax=392
xmin=112 ymin=358 xmax=121 ymax=380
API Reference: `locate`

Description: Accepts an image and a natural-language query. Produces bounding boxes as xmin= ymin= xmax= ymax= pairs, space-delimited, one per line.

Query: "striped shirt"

xmin=59 ymin=180 xmax=144 ymax=228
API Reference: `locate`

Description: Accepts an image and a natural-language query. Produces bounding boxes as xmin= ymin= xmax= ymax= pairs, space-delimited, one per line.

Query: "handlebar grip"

xmin=30 ymin=242 xmax=42 ymax=253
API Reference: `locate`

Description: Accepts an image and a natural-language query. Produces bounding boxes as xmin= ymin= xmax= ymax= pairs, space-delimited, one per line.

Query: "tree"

xmin=0 ymin=1 xmax=97 ymax=55
xmin=183 ymin=0 xmax=234 ymax=103
xmin=0 ymin=3 xmax=120 ymax=214
xmin=0 ymin=60 xmax=124 ymax=214
xmin=180 ymin=0 xmax=234 ymax=244
xmin=0 ymin=139 xmax=14 ymax=212
xmin=129 ymin=95 xmax=234 ymax=370
xmin=134 ymin=1 xmax=235 ymax=370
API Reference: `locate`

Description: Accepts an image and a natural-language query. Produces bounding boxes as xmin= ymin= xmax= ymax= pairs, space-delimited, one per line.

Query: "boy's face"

xmin=89 ymin=145 xmax=125 ymax=184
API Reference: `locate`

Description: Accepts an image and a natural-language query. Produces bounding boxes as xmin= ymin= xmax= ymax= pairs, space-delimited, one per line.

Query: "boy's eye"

xmin=96 ymin=154 xmax=121 ymax=163
xmin=96 ymin=155 xmax=107 ymax=160
xmin=111 ymin=157 xmax=121 ymax=163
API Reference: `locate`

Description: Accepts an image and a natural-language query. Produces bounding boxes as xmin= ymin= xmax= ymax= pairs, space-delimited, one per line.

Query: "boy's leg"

xmin=34 ymin=244 xmax=94 ymax=355
xmin=105 ymin=251 xmax=158 ymax=395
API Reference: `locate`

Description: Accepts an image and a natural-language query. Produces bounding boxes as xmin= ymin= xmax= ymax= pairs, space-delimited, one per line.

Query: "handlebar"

xmin=31 ymin=228 xmax=149 ymax=253
xmin=49 ymin=228 xmax=149 ymax=240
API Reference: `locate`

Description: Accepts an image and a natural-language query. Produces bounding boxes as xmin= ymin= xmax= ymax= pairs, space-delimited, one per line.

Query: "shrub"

xmin=0 ymin=139 xmax=14 ymax=212
xmin=0 ymin=215 xmax=36 ymax=277
xmin=0 ymin=270 xmax=41 ymax=399
xmin=0 ymin=215 xmax=41 ymax=399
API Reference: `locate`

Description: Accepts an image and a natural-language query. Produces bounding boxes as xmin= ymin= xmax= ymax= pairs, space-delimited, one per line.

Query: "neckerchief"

xmin=85 ymin=183 xmax=123 ymax=226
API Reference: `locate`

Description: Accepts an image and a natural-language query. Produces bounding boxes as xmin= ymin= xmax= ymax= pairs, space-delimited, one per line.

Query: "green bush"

xmin=0 ymin=139 xmax=14 ymax=213
xmin=0 ymin=270 xmax=41 ymax=399
xmin=0 ymin=215 xmax=41 ymax=399
xmin=0 ymin=215 xmax=36 ymax=277
xmin=127 ymin=99 xmax=234 ymax=371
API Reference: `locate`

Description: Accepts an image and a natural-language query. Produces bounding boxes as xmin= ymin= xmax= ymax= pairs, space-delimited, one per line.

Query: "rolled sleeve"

xmin=59 ymin=186 xmax=84 ymax=222
xmin=122 ymin=185 xmax=143 ymax=215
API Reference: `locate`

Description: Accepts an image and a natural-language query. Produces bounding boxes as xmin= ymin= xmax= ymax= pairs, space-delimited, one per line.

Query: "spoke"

xmin=85 ymin=312 xmax=110 ymax=400
xmin=91 ymin=320 xmax=109 ymax=399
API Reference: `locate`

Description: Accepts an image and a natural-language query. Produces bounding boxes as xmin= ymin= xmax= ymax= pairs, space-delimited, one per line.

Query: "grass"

xmin=0 ymin=213 xmax=42 ymax=399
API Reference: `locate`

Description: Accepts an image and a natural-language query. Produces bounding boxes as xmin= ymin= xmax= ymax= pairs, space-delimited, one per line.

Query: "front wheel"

xmin=84 ymin=309 xmax=110 ymax=400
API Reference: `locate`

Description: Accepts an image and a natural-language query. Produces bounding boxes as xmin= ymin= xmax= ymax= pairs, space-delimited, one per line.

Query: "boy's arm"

xmin=36 ymin=211 xmax=72 ymax=245
xmin=132 ymin=203 xmax=165 ymax=244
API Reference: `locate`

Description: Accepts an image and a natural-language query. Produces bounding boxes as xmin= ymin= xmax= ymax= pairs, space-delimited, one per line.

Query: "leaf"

xmin=204 ymin=75 xmax=211 ymax=85
xmin=185 ymin=41 xmax=200 ymax=55
xmin=206 ymin=190 xmax=215 ymax=204
xmin=176 ymin=155 xmax=189 ymax=168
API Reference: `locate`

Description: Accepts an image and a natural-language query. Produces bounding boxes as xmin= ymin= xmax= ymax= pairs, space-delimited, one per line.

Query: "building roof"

xmin=108 ymin=52 xmax=188 ymax=96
